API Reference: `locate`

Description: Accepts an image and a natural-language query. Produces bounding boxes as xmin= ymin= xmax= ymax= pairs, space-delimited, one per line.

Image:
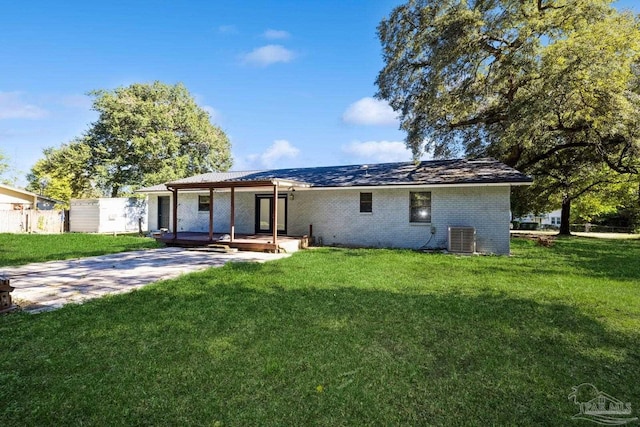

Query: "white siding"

xmin=148 ymin=192 xmax=232 ymax=233
xmin=69 ymin=200 xmax=100 ymax=232
xmin=147 ymin=185 xmax=512 ymax=254
xmin=286 ymin=186 xmax=511 ymax=254
xmin=70 ymin=198 xmax=148 ymax=233
xmin=148 ymin=195 xmax=161 ymax=231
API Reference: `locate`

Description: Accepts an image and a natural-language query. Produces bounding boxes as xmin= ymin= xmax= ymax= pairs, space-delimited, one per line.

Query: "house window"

xmin=198 ymin=195 xmax=210 ymax=212
xmin=410 ymin=192 xmax=431 ymax=223
xmin=360 ymin=192 xmax=372 ymax=213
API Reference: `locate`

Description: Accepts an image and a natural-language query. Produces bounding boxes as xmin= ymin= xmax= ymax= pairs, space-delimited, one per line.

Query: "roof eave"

xmin=165 ymin=178 xmax=311 ymax=191
xmin=303 ymin=179 xmax=533 ymax=189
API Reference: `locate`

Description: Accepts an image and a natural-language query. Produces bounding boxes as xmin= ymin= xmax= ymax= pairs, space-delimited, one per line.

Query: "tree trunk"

xmin=559 ymin=195 xmax=572 ymax=235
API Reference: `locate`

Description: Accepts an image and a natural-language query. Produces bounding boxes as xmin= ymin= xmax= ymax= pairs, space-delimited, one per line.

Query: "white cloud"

xmin=263 ymin=29 xmax=290 ymax=40
xmin=217 ymin=25 xmax=238 ymax=34
xmin=342 ymin=97 xmax=398 ymax=126
xmin=0 ymin=92 xmax=49 ymax=119
xmin=241 ymin=44 xmax=295 ymax=67
xmin=246 ymin=139 xmax=300 ymax=168
xmin=342 ymin=140 xmax=414 ymax=163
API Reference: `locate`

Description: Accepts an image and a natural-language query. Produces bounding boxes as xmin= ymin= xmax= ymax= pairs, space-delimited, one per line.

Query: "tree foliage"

xmin=26 ymin=141 xmax=98 ymax=207
xmin=29 ymin=81 xmax=232 ymax=199
xmin=377 ymin=0 xmax=640 ymax=233
xmin=570 ymin=175 xmax=640 ymax=223
xmin=0 ymin=150 xmax=19 ymax=186
xmin=0 ymin=150 xmax=9 ymax=183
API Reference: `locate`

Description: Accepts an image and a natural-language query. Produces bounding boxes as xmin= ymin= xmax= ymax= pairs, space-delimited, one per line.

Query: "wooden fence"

xmin=0 ymin=210 xmax=65 ymax=234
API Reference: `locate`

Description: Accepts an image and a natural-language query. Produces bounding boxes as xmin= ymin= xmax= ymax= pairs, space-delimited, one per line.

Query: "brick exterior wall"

xmin=147 ymin=185 xmax=512 ymax=254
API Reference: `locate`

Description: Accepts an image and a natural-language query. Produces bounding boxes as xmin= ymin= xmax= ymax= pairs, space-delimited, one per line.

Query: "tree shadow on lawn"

xmin=0 ymin=244 xmax=162 ymax=268
xmin=1 ymin=264 xmax=639 ymax=426
xmin=545 ymin=237 xmax=640 ymax=282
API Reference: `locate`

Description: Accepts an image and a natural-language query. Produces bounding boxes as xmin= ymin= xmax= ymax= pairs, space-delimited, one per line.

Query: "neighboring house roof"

xmin=0 ymin=183 xmax=38 ymax=199
xmin=37 ymin=194 xmax=64 ymax=205
xmin=0 ymin=183 xmax=64 ymax=205
xmin=138 ymin=158 xmax=532 ymax=193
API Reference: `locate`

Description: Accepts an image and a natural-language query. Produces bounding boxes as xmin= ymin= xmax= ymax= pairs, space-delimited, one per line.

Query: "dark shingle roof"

xmin=137 ymin=171 xmax=260 ymax=192
xmin=167 ymin=170 xmax=261 ymax=184
xmin=232 ymin=158 xmax=531 ymax=187
xmin=138 ymin=158 xmax=531 ymax=192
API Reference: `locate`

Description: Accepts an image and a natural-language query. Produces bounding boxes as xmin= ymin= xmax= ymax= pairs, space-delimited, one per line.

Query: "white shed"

xmin=70 ymin=198 xmax=148 ymax=233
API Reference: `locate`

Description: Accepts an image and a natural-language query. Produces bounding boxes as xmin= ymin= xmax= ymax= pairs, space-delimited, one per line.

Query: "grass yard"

xmin=1 ymin=237 xmax=639 ymax=425
xmin=0 ymin=233 xmax=161 ymax=267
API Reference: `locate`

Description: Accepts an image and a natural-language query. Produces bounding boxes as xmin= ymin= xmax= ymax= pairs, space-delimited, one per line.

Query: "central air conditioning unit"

xmin=448 ymin=226 xmax=476 ymax=253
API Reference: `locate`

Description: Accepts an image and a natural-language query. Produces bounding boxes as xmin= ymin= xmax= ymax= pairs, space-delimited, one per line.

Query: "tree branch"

xmin=518 ymin=142 xmax=592 ymax=170
xmin=571 ymin=179 xmax=615 ymax=199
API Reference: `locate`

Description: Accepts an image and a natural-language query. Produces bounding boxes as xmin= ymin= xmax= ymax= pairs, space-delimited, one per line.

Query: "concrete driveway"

xmin=0 ymin=248 xmax=289 ymax=314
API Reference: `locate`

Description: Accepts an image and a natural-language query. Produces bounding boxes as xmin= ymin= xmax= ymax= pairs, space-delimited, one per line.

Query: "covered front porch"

xmin=156 ymin=177 xmax=311 ymax=253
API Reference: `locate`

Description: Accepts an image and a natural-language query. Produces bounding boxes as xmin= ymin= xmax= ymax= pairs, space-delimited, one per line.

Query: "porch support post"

xmin=171 ymin=188 xmax=178 ymax=240
xmin=208 ymin=187 xmax=214 ymax=242
xmin=230 ymin=186 xmax=235 ymax=242
xmin=272 ymin=184 xmax=278 ymax=247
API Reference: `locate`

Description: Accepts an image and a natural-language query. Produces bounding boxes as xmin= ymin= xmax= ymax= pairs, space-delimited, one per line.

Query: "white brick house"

xmin=138 ymin=158 xmax=531 ymax=254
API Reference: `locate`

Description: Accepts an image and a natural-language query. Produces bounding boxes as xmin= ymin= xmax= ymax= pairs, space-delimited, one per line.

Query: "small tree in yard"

xmin=376 ymin=0 xmax=640 ymax=234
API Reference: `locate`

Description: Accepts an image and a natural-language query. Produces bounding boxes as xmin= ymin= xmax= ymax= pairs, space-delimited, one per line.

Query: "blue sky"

xmin=1 ymin=0 xmax=638 ymax=186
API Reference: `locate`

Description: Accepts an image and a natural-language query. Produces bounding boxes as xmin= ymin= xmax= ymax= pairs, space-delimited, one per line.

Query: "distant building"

xmin=515 ymin=209 xmax=562 ymax=228
xmin=0 ymin=183 xmax=65 ymax=233
xmin=69 ymin=198 xmax=148 ymax=233
xmin=0 ymin=183 xmax=62 ymax=210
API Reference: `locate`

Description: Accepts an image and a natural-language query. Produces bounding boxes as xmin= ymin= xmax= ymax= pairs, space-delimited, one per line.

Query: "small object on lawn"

xmin=536 ymin=236 xmax=554 ymax=247
xmin=0 ymin=276 xmax=16 ymax=313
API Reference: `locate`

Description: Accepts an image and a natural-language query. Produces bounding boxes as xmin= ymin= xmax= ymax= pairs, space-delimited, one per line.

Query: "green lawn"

xmin=1 ymin=237 xmax=639 ymax=425
xmin=0 ymin=233 xmax=161 ymax=267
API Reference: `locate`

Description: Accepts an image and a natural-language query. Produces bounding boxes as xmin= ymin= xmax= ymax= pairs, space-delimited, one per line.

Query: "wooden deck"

xmin=152 ymin=232 xmax=308 ymax=253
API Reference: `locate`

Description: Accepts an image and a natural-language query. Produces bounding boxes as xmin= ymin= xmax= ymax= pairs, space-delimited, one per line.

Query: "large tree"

xmin=30 ymin=81 xmax=232 ymax=199
xmin=376 ymin=0 xmax=640 ymax=234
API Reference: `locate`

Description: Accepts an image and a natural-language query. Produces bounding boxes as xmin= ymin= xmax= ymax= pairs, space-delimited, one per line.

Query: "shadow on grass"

xmin=0 ymin=233 xmax=161 ymax=267
xmin=1 ymin=263 xmax=638 ymax=426
xmin=550 ymin=237 xmax=640 ymax=281
xmin=0 ymin=248 xmax=145 ymax=268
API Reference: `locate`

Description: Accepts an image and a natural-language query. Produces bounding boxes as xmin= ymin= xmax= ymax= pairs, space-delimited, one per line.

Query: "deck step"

xmin=188 ymin=245 xmax=238 ymax=253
